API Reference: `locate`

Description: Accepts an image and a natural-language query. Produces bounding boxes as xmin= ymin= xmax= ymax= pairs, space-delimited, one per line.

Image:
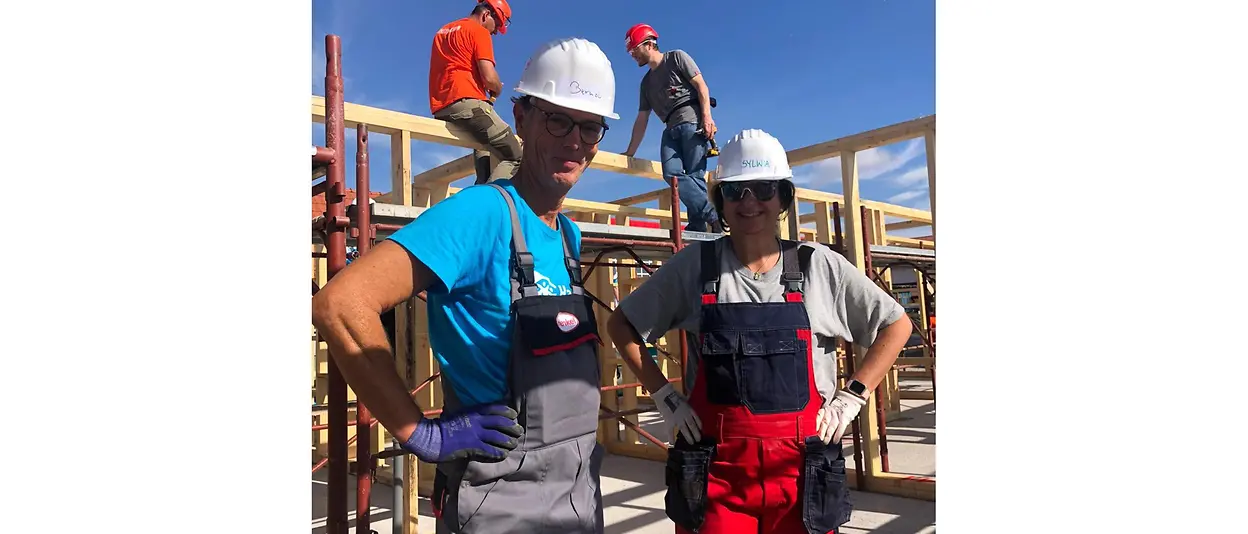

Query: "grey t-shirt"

xmin=617 ymin=238 xmax=906 ymax=408
xmin=639 ymin=49 xmax=702 ymax=128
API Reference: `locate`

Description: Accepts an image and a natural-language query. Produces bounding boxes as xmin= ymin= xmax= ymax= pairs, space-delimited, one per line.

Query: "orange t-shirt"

xmin=428 ymin=18 xmax=494 ymax=115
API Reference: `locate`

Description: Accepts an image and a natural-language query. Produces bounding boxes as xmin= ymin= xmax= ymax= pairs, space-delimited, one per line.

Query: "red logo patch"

xmin=556 ymin=312 xmax=579 ymax=333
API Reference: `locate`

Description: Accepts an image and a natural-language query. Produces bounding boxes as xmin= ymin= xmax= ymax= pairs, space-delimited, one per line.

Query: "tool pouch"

xmin=664 ymin=437 xmax=717 ymax=533
xmin=800 ymin=436 xmax=854 ymax=534
xmin=514 ymin=294 xmax=600 ymax=357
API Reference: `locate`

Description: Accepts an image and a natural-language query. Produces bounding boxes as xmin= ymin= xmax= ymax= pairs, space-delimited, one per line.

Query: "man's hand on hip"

xmin=654 ymin=383 xmax=703 ymax=443
xmin=816 ymin=389 xmax=867 ymax=444
xmin=400 ymin=403 xmax=524 ymax=463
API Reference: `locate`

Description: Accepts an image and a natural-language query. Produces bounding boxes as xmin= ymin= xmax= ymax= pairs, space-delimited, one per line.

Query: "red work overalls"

xmin=666 ymin=238 xmax=853 ymax=534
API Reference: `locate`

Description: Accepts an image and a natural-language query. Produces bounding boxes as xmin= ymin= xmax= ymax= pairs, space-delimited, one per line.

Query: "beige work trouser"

xmin=434 ymin=99 xmax=522 ymax=184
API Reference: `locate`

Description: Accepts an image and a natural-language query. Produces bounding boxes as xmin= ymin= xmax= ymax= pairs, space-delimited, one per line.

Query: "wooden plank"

xmin=312 ymin=96 xmax=665 ymax=180
xmin=609 ymin=187 xmax=669 ymax=207
xmin=410 ymin=154 xmax=475 ymax=187
xmin=785 ymin=115 xmax=935 ymax=167
xmin=561 ymin=197 xmax=684 ymax=221
xmin=841 ymin=151 xmax=865 ymax=269
xmin=589 ymin=151 xmax=664 ymax=180
xmin=865 ymin=472 xmax=936 ymax=501
xmin=606 ymin=441 xmax=670 ymax=462
xmin=886 ymin=236 xmax=933 ymax=249
xmin=392 ymin=130 xmax=413 ymax=206
xmin=900 ymin=390 xmax=936 ymax=400
xmin=839 ymin=149 xmax=885 ymax=478
xmin=814 ymin=202 xmax=834 ymax=244
xmin=885 ymin=220 xmax=931 ymax=232
xmin=924 ymin=129 xmax=936 ymax=244
xmin=793 ymin=188 xmax=932 ymax=224
xmin=311 ymin=96 xmax=930 ymax=223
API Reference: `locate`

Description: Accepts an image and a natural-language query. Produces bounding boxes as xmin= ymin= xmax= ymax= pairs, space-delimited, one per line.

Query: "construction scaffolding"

xmin=310 ymin=33 xmax=937 ymax=534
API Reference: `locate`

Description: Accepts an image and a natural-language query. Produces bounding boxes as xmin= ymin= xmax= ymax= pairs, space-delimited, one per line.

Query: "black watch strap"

xmin=845 ymin=379 xmax=869 ymax=399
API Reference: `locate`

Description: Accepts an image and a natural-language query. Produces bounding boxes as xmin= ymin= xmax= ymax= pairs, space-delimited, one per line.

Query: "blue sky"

xmin=312 ymin=0 xmax=934 ymax=233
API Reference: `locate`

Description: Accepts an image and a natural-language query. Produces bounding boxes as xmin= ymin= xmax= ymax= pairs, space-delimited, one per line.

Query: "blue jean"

xmin=661 ymin=122 xmax=719 ymax=232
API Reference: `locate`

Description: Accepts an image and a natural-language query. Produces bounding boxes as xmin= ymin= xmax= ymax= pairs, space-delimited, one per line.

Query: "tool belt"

xmin=664 ymin=96 xmax=718 ymax=125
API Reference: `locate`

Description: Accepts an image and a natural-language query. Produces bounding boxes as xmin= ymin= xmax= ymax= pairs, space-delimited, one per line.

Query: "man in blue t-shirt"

xmin=384 ymin=178 xmax=583 ymax=407
xmin=312 ymin=37 xmax=620 ymax=533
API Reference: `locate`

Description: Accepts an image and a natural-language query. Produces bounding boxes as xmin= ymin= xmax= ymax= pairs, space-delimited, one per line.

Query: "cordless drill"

xmin=703 ymin=96 xmax=719 ymax=157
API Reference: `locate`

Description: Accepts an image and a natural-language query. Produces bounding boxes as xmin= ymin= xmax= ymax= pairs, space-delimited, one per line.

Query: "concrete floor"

xmin=313 ymin=393 xmax=935 ymax=533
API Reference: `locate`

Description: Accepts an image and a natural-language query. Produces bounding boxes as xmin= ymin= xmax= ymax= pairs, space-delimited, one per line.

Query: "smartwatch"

xmin=844 ymin=379 xmax=869 ymax=400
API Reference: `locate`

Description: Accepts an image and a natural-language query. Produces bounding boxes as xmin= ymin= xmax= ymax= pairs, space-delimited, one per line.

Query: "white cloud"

xmin=857 ymin=138 xmax=925 ymax=180
xmin=790 ymin=137 xmax=927 ymax=190
xmin=888 ymin=189 xmax=927 ymax=204
xmin=893 ymin=165 xmax=930 ymax=187
xmin=413 ymin=144 xmax=471 ymax=173
xmin=792 ymin=156 xmax=842 ymax=189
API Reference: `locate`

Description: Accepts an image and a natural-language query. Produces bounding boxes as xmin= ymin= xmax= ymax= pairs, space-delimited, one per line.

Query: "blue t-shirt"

xmin=386 ymin=180 xmax=582 ymax=407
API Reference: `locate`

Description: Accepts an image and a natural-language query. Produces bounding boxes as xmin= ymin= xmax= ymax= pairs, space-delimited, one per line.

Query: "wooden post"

xmin=924 ymin=129 xmax=935 ymax=244
xmin=814 ymin=202 xmax=833 ymax=244
xmin=840 ymin=150 xmax=884 ymax=478
xmin=392 ymin=131 xmax=413 ymax=207
xmin=591 ymin=214 xmax=618 ymax=448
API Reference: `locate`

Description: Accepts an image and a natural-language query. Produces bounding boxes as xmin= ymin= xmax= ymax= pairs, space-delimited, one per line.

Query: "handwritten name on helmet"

xmin=568 ymin=81 xmax=602 ymax=99
xmin=741 ymin=159 xmax=771 ymax=169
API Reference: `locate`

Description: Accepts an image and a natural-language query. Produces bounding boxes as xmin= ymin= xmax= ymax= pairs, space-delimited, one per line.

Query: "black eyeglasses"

xmin=720 ymin=181 xmax=779 ymax=202
xmin=529 ymin=104 xmax=609 ymax=145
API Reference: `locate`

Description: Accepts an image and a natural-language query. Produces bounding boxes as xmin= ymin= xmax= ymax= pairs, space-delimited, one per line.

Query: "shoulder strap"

xmin=699 ymin=238 xmax=721 ymax=296
xmin=488 ymin=184 xmax=584 ymax=301
xmin=798 ymin=243 xmax=817 ymax=281
xmin=558 ymin=215 xmax=585 ymax=295
xmin=488 ymin=184 xmax=537 ymax=302
xmin=779 ymin=239 xmax=805 ymax=296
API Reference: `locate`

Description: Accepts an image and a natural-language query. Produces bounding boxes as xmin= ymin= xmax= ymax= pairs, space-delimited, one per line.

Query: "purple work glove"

xmin=401 ymin=404 xmax=523 ymax=463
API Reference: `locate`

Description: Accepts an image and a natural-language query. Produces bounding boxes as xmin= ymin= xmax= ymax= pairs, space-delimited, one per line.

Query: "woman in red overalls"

xmin=607 ymin=129 xmax=913 ymax=533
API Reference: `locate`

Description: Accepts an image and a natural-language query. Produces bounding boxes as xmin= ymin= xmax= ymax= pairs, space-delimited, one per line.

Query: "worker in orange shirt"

xmin=429 ymin=1 xmax=520 ymax=185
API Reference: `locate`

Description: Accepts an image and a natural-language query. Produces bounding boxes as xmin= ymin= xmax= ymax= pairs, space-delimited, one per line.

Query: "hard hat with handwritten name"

xmin=714 ymin=129 xmax=794 ymax=183
xmin=514 ymin=37 xmax=619 ymax=120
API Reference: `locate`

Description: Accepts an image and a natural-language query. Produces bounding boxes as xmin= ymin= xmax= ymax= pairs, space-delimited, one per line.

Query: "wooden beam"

xmin=865 ymin=472 xmax=936 ymax=501
xmin=312 ymin=96 xmax=665 ymax=180
xmin=391 ymin=130 xmax=413 ymax=206
xmin=885 ymin=220 xmax=931 ymax=232
xmin=609 ymin=187 xmax=669 ymax=207
xmin=814 ymin=201 xmax=834 ymax=244
xmin=560 ymin=197 xmax=686 ymax=222
xmin=924 ymin=129 xmax=936 ymax=244
xmin=786 ymin=115 xmax=935 ymax=167
xmin=410 ymin=154 xmax=475 ymax=187
xmin=793 ymin=188 xmax=932 ymax=224
xmin=589 ymin=151 xmax=664 ymax=180
xmin=886 ymin=236 xmax=934 ymax=249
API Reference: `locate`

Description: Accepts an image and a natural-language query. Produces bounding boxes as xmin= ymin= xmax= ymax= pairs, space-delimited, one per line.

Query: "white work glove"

xmin=816 ymin=390 xmax=867 ymax=444
xmin=653 ymin=383 xmax=703 ymax=444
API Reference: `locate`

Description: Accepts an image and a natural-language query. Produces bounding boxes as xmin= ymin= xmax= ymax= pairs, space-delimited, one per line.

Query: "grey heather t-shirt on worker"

xmin=639 ymin=49 xmax=703 ymax=128
xmin=618 ymin=239 xmax=907 ymax=406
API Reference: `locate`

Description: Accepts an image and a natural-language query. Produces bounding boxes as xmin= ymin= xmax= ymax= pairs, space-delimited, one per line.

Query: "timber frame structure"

xmin=310 ymin=34 xmax=937 ymax=534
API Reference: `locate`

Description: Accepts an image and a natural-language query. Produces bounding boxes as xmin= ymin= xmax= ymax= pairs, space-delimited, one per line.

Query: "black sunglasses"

xmin=720 ymin=181 xmax=779 ymax=202
xmin=528 ymin=104 xmax=609 ymax=145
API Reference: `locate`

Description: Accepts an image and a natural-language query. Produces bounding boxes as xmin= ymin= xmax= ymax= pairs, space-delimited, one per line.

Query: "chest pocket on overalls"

xmin=700 ymin=326 xmax=810 ymax=415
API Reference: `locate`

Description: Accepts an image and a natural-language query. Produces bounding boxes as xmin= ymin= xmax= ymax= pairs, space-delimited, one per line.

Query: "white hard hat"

xmin=514 ymin=37 xmax=619 ymax=120
xmin=714 ymin=129 xmax=794 ymax=183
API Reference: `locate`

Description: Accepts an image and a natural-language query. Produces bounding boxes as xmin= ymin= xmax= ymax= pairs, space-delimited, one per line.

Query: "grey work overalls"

xmin=432 ymin=183 xmax=606 ymax=534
